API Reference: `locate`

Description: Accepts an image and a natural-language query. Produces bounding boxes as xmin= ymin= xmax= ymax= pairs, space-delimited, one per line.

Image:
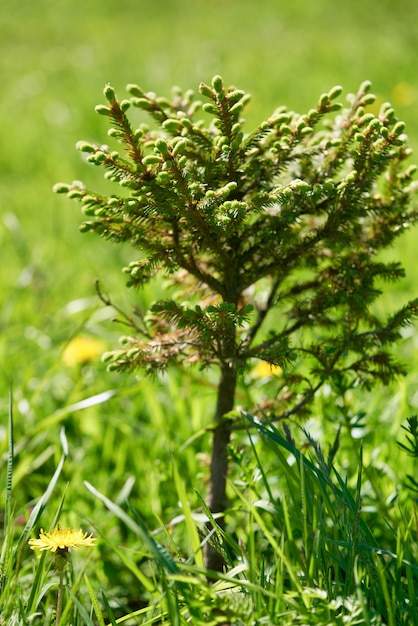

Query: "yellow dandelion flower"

xmin=62 ymin=336 xmax=106 ymax=367
xmin=252 ymin=361 xmax=282 ymax=379
xmin=28 ymin=527 xmax=96 ymax=554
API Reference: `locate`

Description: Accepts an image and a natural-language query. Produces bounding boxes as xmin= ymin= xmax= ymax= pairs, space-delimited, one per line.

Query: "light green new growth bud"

xmin=322 ymin=180 xmax=335 ymax=193
xmin=119 ymin=178 xmax=134 ymax=187
xmin=328 ymin=85 xmax=343 ymax=100
xmin=290 ymin=180 xmax=311 ymax=193
xmin=241 ymin=94 xmax=251 ymax=107
xmin=162 ymin=119 xmax=183 ymax=133
xmin=79 ymin=221 xmax=94 ymax=232
xmin=358 ymin=113 xmax=374 ymax=126
xmin=67 ymin=188 xmax=84 ymax=199
xmin=129 ymin=266 xmax=141 ymax=278
xmin=202 ymin=103 xmax=217 ymax=114
xmin=231 ymin=132 xmax=244 ymax=148
xmin=393 ymin=121 xmax=406 ymax=136
xmin=345 ymin=170 xmax=358 ymax=183
xmin=156 ymin=97 xmax=171 ymax=107
xmin=359 ymin=80 xmax=373 ymax=94
xmin=367 ymin=118 xmax=382 ymax=132
xmin=281 ymin=187 xmax=293 ymax=200
xmin=362 ymin=94 xmax=376 ymax=105
xmin=183 ymin=88 xmax=194 ymax=101
xmin=95 ymin=104 xmax=112 ymax=116
xmin=217 ymin=181 xmax=238 ymax=198
xmin=126 ymin=348 xmax=139 ymax=359
xmin=279 ymin=125 xmax=292 ymax=135
xmin=181 ymin=118 xmax=193 ymax=130
xmin=81 ymin=194 xmax=97 ymax=204
xmin=230 ymin=101 xmax=244 ymax=114
xmin=131 ymin=98 xmax=152 ymax=110
xmin=142 ymin=155 xmax=162 ymax=165
xmin=103 ymin=83 xmax=116 ymax=103
xmin=199 ymin=82 xmax=214 ymax=99
xmin=101 ymin=351 xmax=117 ymax=363
xmin=319 ymin=93 xmax=330 ymax=106
xmin=52 ymin=182 xmax=70 ymax=194
xmin=120 ymin=100 xmax=131 ymax=112
xmin=187 ymin=100 xmax=201 ymax=116
xmin=157 ymin=171 xmax=170 ymax=184
xmin=82 ymin=205 xmax=95 ymax=216
xmin=126 ymin=84 xmax=144 ymax=97
xmin=379 ymin=102 xmax=393 ymax=115
xmin=271 ymin=113 xmax=290 ymax=126
xmin=228 ymin=90 xmax=246 ymax=104
xmin=155 ymin=138 xmax=170 ymax=155
xmin=212 ymin=75 xmax=224 ymax=93
xmin=92 ymin=151 xmax=107 ymax=163
xmin=76 ymin=141 xmax=96 ymax=153
xmin=172 ymin=138 xmax=188 ymax=156
xmin=307 ymin=108 xmax=318 ymax=120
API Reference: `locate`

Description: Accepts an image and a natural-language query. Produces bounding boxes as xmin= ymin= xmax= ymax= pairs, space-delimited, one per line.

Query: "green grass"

xmin=1 ymin=0 xmax=418 ymax=623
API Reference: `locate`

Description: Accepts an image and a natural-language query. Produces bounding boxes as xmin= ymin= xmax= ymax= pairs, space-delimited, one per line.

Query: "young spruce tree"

xmin=55 ymin=76 xmax=418 ymax=572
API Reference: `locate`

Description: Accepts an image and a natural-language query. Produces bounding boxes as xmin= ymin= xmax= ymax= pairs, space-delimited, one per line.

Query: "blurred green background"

xmin=1 ymin=0 xmax=417 ymax=412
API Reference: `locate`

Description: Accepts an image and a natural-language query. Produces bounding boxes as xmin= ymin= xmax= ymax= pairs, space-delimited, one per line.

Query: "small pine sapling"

xmin=55 ymin=76 xmax=418 ymax=572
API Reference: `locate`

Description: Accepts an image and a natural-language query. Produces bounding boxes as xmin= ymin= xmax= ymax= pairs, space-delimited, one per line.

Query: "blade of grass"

xmin=111 ymin=538 xmax=158 ymax=595
xmin=299 ymin=451 xmax=309 ymax=578
xmin=26 ymin=552 xmax=51 ymax=616
xmin=51 ymin=482 xmax=70 ymax=529
xmin=5 ymin=380 xmax=14 ymax=528
xmin=0 ymin=381 xmax=15 ymax=586
xmin=194 ymin=490 xmax=232 ymax=573
xmin=344 ymin=445 xmax=363 ymax=597
xmin=85 ymin=481 xmax=178 ymax=574
xmin=31 ymin=390 xmax=117 ymax=436
xmin=67 ymin=590 xmax=95 ymax=626
xmin=19 ymin=428 xmax=68 ymax=542
xmin=374 ymin=554 xmax=395 ymax=626
xmin=101 ymin=591 xmax=118 ymax=626
xmin=353 ymin=556 xmax=373 ymax=626
xmin=238 ymin=492 xmax=303 ymax=594
xmin=173 ymin=463 xmax=204 ymax=568
xmin=84 ymin=573 xmax=106 ymax=626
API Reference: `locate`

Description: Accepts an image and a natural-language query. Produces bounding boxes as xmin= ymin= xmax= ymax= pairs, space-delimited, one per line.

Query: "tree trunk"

xmin=205 ymin=362 xmax=237 ymax=573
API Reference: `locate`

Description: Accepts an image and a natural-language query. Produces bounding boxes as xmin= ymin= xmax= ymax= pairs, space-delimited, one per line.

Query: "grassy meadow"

xmin=1 ymin=0 xmax=418 ymax=623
